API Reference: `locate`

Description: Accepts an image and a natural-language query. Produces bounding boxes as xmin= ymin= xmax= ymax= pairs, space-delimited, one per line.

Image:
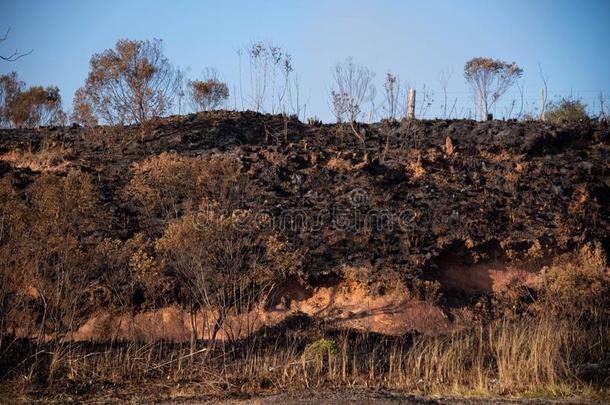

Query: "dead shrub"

xmin=123 ymin=152 xmax=248 ymax=234
xmin=155 ymin=207 xmax=273 ymax=342
xmin=0 ymin=144 xmax=70 ymax=172
xmin=541 ymin=250 xmax=609 ymax=322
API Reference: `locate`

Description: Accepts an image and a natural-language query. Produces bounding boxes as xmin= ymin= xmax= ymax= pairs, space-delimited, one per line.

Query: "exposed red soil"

xmin=70 ymin=277 xmax=450 ymax=342
xmin=435 ymin=260 xmax=544 ymax=294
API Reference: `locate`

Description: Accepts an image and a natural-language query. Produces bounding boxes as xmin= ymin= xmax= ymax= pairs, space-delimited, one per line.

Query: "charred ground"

xmin=0 ymin=112 xmax=609 ymax=401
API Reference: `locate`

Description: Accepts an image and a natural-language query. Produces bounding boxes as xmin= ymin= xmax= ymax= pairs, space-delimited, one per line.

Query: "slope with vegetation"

xmin=0 ymin=111 xmax=608 ymax=401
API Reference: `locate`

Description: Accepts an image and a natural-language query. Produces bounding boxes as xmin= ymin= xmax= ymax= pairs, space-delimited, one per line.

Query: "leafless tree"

xmin=0 ymin=28 xmax=32 ymax=62
xmin=504 ymin=99 xmax=516 ymax=120
xmin=383 ymin=72 xmax=401 ymax=120
xmin=72 ymin=38 xmax=182 ymax=126
xmin=242 ymin=42 xmax=293 ymax=113
xmin=516 ymin=80 xmax=525 ymax=120
xmin=236 ymin=48 xmax=245 ymax=110
xmin=330 ymin=58 xmax=375 ymax=123
xmin=329 ymin=58 xmax=375 ymax=163
xmin=268 ymin=46 xmax=294 ymax=114
xmin=177 ymin=89 xmax=185 ymax=115
xmin=288 ymin=72 xmax=310 ymax=120
xmin=248 ymin=43 xmax=268 ymax=112
xmin=464 ymin=57 xmax=523 ymax=120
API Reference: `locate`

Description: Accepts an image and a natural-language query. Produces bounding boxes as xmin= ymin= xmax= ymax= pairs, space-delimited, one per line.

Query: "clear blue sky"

xmin=1 ymin=0 xmax=609 ymax=121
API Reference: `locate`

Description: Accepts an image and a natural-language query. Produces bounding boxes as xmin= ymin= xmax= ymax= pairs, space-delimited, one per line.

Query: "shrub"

xmin=0 ymin=170 xmax=109 ymax=335
xmin=302 ymin=338 xmax=337 ymax=362
xmin=188 ymin=78 xmax=229 ymax=112
xmin=8 ymin=86 xmax=63 ymax=128
xmin=545 ymin=98 xmax=589 ymax=124
xmin=123 ymin=152 xmax=248 ymax=234
xmin=541 ymin=245 xmax=609 ymax=322
xmin=155 ymin=208 xmax=273 ymax=341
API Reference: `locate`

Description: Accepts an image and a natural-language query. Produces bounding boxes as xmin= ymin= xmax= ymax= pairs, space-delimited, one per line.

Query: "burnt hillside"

xmin=0 ymin=111 xmax=609 ymax=336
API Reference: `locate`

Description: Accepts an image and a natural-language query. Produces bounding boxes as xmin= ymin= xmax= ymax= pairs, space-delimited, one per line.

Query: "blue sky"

xmin=1 ymin=0 xmax=609 ymax=121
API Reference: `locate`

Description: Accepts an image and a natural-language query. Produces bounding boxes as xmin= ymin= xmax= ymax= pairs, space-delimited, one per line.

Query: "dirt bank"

xmin=0 ymin=112 xmax=608 ymax=342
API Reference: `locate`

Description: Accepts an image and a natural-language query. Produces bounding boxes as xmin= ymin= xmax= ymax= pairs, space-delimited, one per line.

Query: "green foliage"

xmin=302 ymin=338 xmax=338 ymax=361
xmin=545 ymin=98 xmax=589 ymax=124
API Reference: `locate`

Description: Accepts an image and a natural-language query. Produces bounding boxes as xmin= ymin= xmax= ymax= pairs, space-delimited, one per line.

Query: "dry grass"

xmin=3 ymin=316 xmax=607 ymax=401
xmin=0 ymin=143 xmax=70 ymax=172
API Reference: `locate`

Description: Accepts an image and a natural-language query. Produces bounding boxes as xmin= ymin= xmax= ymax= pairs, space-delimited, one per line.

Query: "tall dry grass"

xmin=3 ymin=315 xmax=607 ymax=400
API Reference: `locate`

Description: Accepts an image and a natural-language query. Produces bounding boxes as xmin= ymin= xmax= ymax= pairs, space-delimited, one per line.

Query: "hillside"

xmin=0 ymin=112 xmax=609 ymax=400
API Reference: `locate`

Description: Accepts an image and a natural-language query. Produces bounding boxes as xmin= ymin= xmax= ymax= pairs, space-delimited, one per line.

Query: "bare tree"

xmin=329 ymin=58 xmax=375 ymax=163
xmin=464 ymin=57 xmax=523 ymax=120
xmin=72 ymin=38 xmax=182 ymax=126
xmin=248 ymin=42 xmax=268 ymax=112
xmin=516 ymin=80 xmax=525 ymax=120
xmin=383 ymin=72 xmax=401 ymax=120
xmin=236 ymin=49 xmax=245 ymax=110
xmin=330 ymin=58 xmax=375 ymax=123
xmin=0 ymin=28 xmax=32 ymax=62
xmin=288 ymin=72 xmax=310 ymax=120
xmin=242 ymin=42 xmax=293 ymax=113
xmin=268 ymin=46 xmax=294 ymax=114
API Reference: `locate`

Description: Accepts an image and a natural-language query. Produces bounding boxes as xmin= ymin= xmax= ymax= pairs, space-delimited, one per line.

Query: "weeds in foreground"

xmin=2 ymin=316 xmax=608 ymax=401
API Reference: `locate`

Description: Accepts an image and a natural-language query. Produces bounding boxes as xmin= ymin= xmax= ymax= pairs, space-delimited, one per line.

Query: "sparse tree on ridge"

xmin=0 ymin=72 xmax=25 ymax=127
xmin=73 ymin=38 xmax=182 ymax=127
xmin=71 ymin=87 xmax=98 ymax=127
xmin=8 ymin=86 xmax=63 ymax=128
xmin=330 ymin=58 xmax=375 ymax=123
xmin=464 ymin=57 xmax=523 ymax=120
xmin=0 ymin=72 xmax=63 ymax=128
xmin=383 ymin=72 xmax=402 ymax=120
xmin=329 ymin=58 xmax=375 ymax=163
xmin=187 ymin=69 xmax=229 ymax=112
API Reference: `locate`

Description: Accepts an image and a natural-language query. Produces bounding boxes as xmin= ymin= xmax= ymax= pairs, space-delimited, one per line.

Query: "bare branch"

xmin=0 ymin=27 xmax=32 ymax=62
